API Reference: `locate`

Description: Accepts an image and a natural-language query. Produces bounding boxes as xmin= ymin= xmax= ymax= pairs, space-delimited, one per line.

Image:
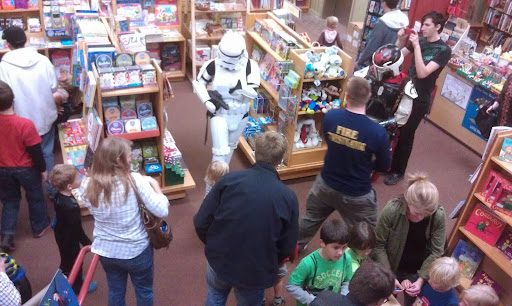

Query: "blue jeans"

xmin=206 ymin=262 xmax=264 ymax=306
xmin=0 ymin=167 xmax=49 ymax=235
xmin=99 ymin=244 xmax=154 ymax=306
xmin=40 ymin=124 xmax=55 ymax=173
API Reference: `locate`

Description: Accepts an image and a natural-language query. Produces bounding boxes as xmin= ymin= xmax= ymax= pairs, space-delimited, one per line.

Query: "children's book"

xmin=470 ymin=270 xmax=502 ymax=294
xmin=464 ymin=203 xmax=506 ymax=246
xmin=451 ymin=240 xmax=484 ymax=279
xmin=38 ymin=270 xmax=79 ymax=306
xmin=498 ymin=138 xmax=512 ymax=163
xmin=86 ymin=108 xmax=103 ymax=151
xmin=495 ymin=228 xmax=512 ymax=260
xmin=65 ymin=145 xmax=87 ymax=166
xmin=259 ymin=53 xmax=275 ymax=81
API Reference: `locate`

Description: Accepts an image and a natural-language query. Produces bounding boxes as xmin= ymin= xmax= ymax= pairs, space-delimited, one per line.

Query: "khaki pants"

xmin=298 ymin=175 xmax=378 ymax=248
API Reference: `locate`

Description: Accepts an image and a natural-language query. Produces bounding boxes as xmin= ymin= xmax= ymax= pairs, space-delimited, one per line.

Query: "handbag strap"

xmin=127 ymin=175 xmax=146 ymax=214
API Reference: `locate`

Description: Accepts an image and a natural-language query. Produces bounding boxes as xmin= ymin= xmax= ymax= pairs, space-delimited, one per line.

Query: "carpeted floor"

xmin=5 ymin=13 xmax=482 ymax=306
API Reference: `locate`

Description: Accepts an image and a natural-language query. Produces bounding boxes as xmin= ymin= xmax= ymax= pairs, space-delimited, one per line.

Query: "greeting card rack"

xmin=447 ymin=130 xmax=512 ymax=305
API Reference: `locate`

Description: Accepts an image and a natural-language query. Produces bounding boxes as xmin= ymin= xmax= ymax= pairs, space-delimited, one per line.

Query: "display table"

xmin=428 ymin=66 xmax=488 ymax=155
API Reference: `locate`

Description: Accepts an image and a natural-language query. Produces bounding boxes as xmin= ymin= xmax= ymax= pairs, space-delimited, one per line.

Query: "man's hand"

xmin=410 ymin=30 xmax=420 ymax=49
xmin=41 ymin=171 xmax=48 ymax=182
xmin=400 ymin=279 xmax=412 ymax=290
xmin=205 ymin=101 xmax=216 ymax=113
xmin=397 ymin=28 xmax=407 ymax=42
xmin=405 ymin=277 xmax=424 ymax=297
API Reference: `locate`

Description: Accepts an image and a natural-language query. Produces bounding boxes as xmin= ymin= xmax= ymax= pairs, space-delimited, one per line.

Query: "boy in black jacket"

xmin=49 ymin=164 xmax=95 ymax=295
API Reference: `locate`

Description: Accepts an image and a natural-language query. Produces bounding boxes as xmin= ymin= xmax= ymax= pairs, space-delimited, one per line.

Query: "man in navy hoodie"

xmin=194 ymin=131 xmax=299 ymax=305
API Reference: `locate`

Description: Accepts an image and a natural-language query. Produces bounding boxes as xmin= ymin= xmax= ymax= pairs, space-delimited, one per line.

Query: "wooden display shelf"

xmin=260 ymin=78 xmax=279 ymax=101
xmin=101 ymin=86 xmax=160 ymax=98
xmin=459 ymin=227 xmax=512 ymax=279
xmin=195 ymin=8 xmax=247 ymax=13
xmin=183 ymin=27 xmax=225 ymax=41
xmin=474 ymin=192 xmax=512 ymax=227
xmin=107 ymin=129 xmax=160 ymax=141
xmin=303 ymin=75 xmax=348 ymax=83
xmin=161 ymin=170 xmax=196 ymax=200
xmin=298 ymin=110 xmax=323 ymax=115
xmin=458 ymin=277 xmax=472 ymax=289
xmin=165 ymin=70 xmax=186 ymax=79
xmin=0 ymin=8 xmax=40 ymax=13
xmin=238 ymin=136 xmax=324 ymax=180
xmin=247 ymin=31 xmax=284 ymax=61
xmin=492 ymin=156 xmax=512 ymax=177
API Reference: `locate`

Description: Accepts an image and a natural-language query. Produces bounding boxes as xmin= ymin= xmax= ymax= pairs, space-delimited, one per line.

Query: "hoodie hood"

xmin=1 ymin=47 xmax=43 ymax=68
xmin=380 ymin=10 xmax=410 ymax=30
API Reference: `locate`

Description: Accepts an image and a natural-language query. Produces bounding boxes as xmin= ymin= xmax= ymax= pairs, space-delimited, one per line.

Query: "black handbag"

xmin=128 ymin=177 xmax=172 ymax=250
xmin=475 ymin=100 xmax=498 ymax=139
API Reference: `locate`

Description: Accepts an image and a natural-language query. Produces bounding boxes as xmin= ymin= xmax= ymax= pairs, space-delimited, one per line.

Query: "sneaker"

xmin=384 ymin=173 xmax=404 ymax=186
xmin=87 ymin=281 xmax=97 ymax=293
xmin=273 ymin=297 xmax=285 ymax=306
xmin=0 ymin=235 xmax=15 ymax=252
xmin=33 ymin=224 xmax=51 ymax=238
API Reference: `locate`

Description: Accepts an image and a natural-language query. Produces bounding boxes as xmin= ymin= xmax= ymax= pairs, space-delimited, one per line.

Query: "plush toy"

xmin=293 ymin=119 xmax=321 ymax=150
xmin=323 ymin=85 xmax=342 ymax=102
xmin=324 ymin=54 xmax=345 ymax=78
xmin=305 ymin=62 xmax=315 ymax=79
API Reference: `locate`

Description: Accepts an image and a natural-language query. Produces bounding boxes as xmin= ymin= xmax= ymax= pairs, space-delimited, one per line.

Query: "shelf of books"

xmin=481 ymin=0 xmax=512 ymax=51
xmin=447 ymin=130 xmax=512 ymax=305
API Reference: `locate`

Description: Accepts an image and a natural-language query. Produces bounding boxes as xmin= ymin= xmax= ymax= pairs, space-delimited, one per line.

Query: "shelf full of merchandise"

xmin=241 ymin=12 xmax=352 ymax=180
xmin=107 ymin=0 xmax=188 ymax=80
xmin=480 ymin=0 xmax=512 ymax=52
xmin=181 ymin=0 xmax=250 ymax=81
xmin=356 ymin=0 xmax=411 ymax=64
xmin=447 ymin=130 xmax=512 ymax=305
xmin=91 ymin=59 xmax=196 ymax=200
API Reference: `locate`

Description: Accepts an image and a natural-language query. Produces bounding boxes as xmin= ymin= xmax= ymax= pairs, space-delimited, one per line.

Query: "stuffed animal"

xmin=324 ymin=54 xmax=345 ymax=78
xmin=323 ymin=85 xmax=342 ymax=102
xmin=293 ymin=119 xmax=320 ymax=150
xmin=305 ymin=62 xmax=315 ymax=79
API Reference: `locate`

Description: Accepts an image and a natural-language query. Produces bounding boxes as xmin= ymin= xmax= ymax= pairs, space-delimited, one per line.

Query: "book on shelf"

xmin=495 ymin=228 xmax=512 ymax=260
xmin=59 ymin=120 xmax=86 ymax=147
xmin=464 ymin=203 xmax=506 ymax=246
xmin=64 ymin=145 xmax=87 ymax=166
xmin=470 ymin=270 xmax=502 ymax=294
xmin=498 ymin=138 xmax=512 ymax=163
xmin=86 ymin=108 xmax=103 ymax=152
xmin=451 ymin=239 xmax=484 ymax=279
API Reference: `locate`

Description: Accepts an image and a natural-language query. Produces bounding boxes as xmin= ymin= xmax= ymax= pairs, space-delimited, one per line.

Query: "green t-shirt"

xmin=288 ymin=249 xmax=353 ymax=306
xmin=346 ymin=248 xmax=366 ymax=273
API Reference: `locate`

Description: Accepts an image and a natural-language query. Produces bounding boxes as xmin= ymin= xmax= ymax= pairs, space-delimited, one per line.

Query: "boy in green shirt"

xmin=287 ymin=219 xmax=353 ymax=305
xmin=346 ymin=222 xmax=376 ymax=272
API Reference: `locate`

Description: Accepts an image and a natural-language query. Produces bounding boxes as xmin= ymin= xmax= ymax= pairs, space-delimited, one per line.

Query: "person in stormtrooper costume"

xmin=193 ymin=32 xmax=260 ymax=164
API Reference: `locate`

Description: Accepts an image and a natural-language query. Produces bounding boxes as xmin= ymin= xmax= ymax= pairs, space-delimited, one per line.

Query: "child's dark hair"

xmin=349 ymin=261 xmax=395 ymax=304
xmin=383 ymin=0 xmax=399 ymax=9
xmin=348 ymin=222 xmax=376 ymax=251
xmin=50 ymin=164 xmax=79 ymax=191
xmin=320 ymin=218 xmax=349 ymax=245
xmin=421 ymin=11 xmax=446 ymax=33
xmin=0 ymin=80 xmax=14 ymax=111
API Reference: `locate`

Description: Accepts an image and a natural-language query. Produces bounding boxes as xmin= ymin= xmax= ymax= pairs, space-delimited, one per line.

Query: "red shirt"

xmin=0 ymin=114 xmax=41 ymax=167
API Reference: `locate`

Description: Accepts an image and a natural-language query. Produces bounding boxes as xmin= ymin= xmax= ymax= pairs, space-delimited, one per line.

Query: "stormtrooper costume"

xmin=193 ymin=32 xmax=260 ymax=164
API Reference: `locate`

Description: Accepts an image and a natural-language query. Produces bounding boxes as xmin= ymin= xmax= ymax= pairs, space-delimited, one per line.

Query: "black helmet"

xmin=372 ymin=44 xmax=404 ymax=81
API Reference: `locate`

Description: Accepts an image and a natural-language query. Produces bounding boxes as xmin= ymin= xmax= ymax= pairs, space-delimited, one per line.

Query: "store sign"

xmin=441 ymin=73 xmax=472 ymax=109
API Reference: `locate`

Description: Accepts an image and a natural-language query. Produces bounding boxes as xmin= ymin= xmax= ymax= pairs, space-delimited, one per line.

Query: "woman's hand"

xmin=405 ymin=277 xmax=424 ymax=297
xmin=394 ymin=279 xmax=404 ymax=292
xmin=146 ymin=176 xmax=163 ymax=194
xmin=401 ymin=279 xmax=412 ymax=290
xmin=487 ymin=101 xmax=499 ymax=114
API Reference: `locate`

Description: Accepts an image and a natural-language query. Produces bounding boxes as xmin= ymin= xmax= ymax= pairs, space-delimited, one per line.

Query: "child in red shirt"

xmin=0 ymin=80 xmax=50 ymax=252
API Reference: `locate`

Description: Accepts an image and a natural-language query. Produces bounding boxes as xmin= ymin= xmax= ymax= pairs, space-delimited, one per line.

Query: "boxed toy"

xmin=161 ymin=43 xmax=181 ymax=71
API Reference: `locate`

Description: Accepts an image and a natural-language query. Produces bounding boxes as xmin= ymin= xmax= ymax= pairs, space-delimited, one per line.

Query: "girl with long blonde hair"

xmin=78 ymin=137 xmax=169 ymax=305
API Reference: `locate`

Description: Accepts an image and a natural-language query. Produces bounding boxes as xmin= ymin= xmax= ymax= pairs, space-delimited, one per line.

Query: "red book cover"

xmin=470 ymin=270 xmax=502 ymax=294
xmin=464 ymin=203 xmax=506 ymax=246
xmin=495 ymin=228 xmax=512 ymax=260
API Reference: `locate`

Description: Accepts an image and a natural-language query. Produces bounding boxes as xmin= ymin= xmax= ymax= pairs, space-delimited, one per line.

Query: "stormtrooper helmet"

xmin=218 ymin=31 xmax=247 ymax=71
xmin=372 ymin=44 xmax=403 ymax=81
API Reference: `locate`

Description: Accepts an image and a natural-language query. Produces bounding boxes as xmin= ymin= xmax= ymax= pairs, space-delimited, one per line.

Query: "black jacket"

xmin=311 ymin=291 xmax=365 ymax=306
xmin=193 ymin=162 xmax=299 ymax=289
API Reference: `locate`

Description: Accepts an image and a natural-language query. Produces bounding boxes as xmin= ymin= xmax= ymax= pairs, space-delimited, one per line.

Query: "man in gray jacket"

xmin=357 ymin=0 xmax=409 ymax=67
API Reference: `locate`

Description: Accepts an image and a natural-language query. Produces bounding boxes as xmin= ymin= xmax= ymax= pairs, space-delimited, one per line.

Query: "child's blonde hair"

xmin=428 ymin=257 xmax=460 ymax=289
xmin=460 ymin=284 xmax=499 ymax=306
xmin=50 ymin=164 xmax=79 ymax=191
xmin=205 ymin=161 xmax=229 ymax=185
xmin=404 ymin=172 xmax=439 ymax=216
xmin=326 ymin=16 xmax=338 ymax=28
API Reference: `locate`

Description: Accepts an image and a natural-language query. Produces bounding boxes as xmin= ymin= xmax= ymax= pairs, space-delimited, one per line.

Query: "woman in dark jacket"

xmin=487 ymin=74 xmax=512 ymax=126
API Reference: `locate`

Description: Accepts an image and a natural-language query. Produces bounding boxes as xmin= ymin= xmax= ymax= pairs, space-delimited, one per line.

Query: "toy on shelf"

xmin=293 ymin=118 xmax=321 ymax=150
xmin=298 ymin=46 xmax=346 ymax=80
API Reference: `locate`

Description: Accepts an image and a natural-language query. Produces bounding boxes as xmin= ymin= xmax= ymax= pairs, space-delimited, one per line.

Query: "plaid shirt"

xmin=78 ymin=173 xmax=169 ymax=259
xmin=0 ymin=272 xmax=21 ymax=306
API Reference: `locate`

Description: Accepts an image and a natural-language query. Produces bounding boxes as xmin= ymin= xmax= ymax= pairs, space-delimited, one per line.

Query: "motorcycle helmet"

xmin=372 ymin=44 xmax=403 ymax=81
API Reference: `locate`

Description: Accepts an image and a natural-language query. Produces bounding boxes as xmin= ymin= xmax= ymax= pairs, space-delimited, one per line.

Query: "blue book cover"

xmin=499 ymin=138 xmax=512 ymax=163
xmin=452 ymin=240 xmax=484 ymax=279
xmin=38 ymin=270 xmax=79 ymax=306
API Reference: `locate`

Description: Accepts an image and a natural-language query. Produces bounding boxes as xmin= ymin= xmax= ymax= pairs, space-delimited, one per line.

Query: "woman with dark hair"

xmin=487 ymin=74 xmax=512 ymax=126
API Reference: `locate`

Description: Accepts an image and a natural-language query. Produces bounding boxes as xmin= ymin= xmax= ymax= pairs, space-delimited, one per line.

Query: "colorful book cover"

xmin=38 ymin=270 xmax=79 ymax=306
xmin=495 ymin=228 xmax=512 ymax=260
xmin=498 ymin=138 xmax=512 ymax=163
xmin=464 ymin=203 xmax=506 ymax=246
xmin=470 ymin=270 xmax=502 ymax=294
xmin=65 ymin=145 xmax=87 ymax=166
xmin=161 ymin=43 xmax=180 ymax=71
xmin=259 ymin=53 xmax=275 ymax=81
xmin=451 ymin=240 xmax=484 ymax=279
xmin=155 ymin=4 xmax=178 ymax=25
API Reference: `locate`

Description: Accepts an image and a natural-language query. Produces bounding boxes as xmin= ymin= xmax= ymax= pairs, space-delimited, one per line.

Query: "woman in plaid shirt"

xmin=78 ymin=138 xmax=169 ymax=306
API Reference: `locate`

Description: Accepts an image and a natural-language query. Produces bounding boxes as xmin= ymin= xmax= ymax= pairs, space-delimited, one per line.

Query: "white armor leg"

xmin=224 ymin=115 xmax=249 ymax=164
xmin=210 ymin=116 xmax=230 ymax=162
